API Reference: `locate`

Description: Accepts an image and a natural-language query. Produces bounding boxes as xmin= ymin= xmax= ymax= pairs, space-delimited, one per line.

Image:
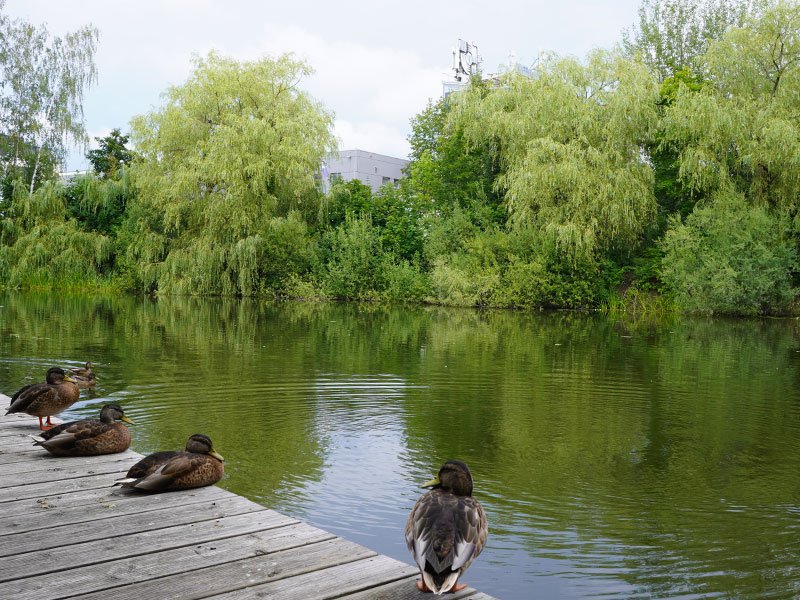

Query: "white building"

xmin=321 ymin=149 xmax=409 ymax=194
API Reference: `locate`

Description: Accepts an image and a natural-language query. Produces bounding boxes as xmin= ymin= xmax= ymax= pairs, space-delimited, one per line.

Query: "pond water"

xmin=1 ymin=293 xmax=800 ymax=599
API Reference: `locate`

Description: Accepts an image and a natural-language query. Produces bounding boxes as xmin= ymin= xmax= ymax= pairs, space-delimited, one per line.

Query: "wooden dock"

xmin=0 ymin=409 xmax=497 ymax=600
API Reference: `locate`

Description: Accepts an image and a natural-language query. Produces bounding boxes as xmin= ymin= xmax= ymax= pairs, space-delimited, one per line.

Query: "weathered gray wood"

xmin=0 ymin=509 xmax=297 ymax=584
xmin=1 ymin=493 xmax=266 ymax=557
xmin=0 ymin=479 xmax=229 ymax=518
xmin=0 ymin=484 xmax=232 ymax=534
xmin=0 ymin=521 xmax=335 ymax=600
xmin=207 ymin=554 xmax=417 ymax=600
xmin=0 ymin=450 xmax=139 ymax=486
xmin=0 ymin=451 xmax=138 ymax=476
xmin=0 ymin=452 xmax=138 ymax=487
xmin=0 ymin=400 xmax=500 ymax=600
xmin=0 ymin=411 xmax=62 ymax=433
xmin=0 ymin=471 xmax=127 ymax=503
xmin=0 ymin=448 xmax=57 ymax=464
xmin=336 ymin=576 xmax=481 ymax=599
xmin=0 ymin=438 xmax=46 ymax=451
xmin=0 ymin=428 xmax=38 ymax=438
xmin=59 ymin=537 xmax=377 ymax=600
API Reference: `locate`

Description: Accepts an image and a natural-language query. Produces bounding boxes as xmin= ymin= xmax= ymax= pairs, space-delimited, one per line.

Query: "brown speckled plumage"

xmin=70 ymin=362 xmax=97 ymax=388
xmin=6 ymin=368 xmax=80 ymax=430
xmin=116 ymin=433 xmax=224 ymax=492
xmin=34 ymin=403 xmax=134 ymax=456
xmin=405 ymin=460 xmax=488 ymax=594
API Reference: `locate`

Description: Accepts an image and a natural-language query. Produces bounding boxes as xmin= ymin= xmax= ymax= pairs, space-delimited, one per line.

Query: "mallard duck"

xmin=69 ymin=361 xmax=96 ymax=389
xmin=6 ymin=367 xmax=80 ymax=430
xmin=405 ymin=460 xmax=488 ymax=594
xmin=114 ymin=433 xmax=224 ymax=492
xmin=32 ymin=403 xmax=135 ymax=456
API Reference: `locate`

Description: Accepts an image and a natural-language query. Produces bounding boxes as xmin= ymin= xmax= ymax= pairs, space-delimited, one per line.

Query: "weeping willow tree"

xmin=123 ymin=52 xmax=336 ymax=296
xmin=662 ymin=1 xmax=800 ymax=209
xmin=0 ymin=180 xmax=114 ymax=289
xmin=456 ymin=49 xmax=660 ymax=263
xmin=659 ymin=0 xmax=800 ymax=313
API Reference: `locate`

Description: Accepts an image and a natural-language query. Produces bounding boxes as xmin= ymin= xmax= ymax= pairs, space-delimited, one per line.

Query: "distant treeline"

xmin=2 ymin=0 xmax=800 ymax=316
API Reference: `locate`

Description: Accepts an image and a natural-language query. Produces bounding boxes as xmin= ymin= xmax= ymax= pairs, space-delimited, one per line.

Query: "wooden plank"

xmin=0 ymin=509 xmax=297 ymax=583
xmin=0 ymin=438 xmax=47 ymax=451
xmin=0 ymin=521 xmax=335 ymax=600
xmin=0 ymin=480 xmax=229 ymax=518
xmin=54 ymin=537 xmax=376 ymax=600
xmin=207 ymin=554 xmax=417 ymax=600
xmin=0 ymin=453 xmax=138 ymax=487
xmin=0 ymin=413 xmax=62 ymax=435
xmin=336 ymin=576 xmax=481 ymax=600
xmin=0 ymin=451 xmax=138 ymax=476
xmin=0 ymin=428 xmax=39 ymax=438
xmin=1 ymin=494 xmax=266 ymax=557
xmin=0 ymin=485 xmax=232 ymax=534
xmin=0 ymin=448 xmax=59 ymax=464
xmin=0 ymin=398 xmax=500 ymax=600
xmin=0 ymin=472 xmax=129 ymax=503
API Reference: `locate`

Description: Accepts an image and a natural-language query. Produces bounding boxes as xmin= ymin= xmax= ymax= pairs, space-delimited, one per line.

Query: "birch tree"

xmin=0 ymin=1 xmax=98 ymax=194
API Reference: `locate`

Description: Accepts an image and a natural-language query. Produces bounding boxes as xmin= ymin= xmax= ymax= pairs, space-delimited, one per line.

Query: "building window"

xmin=382 ymin=176 xmax=391 ymax=185
xmin=329 ymin=172 xmax=342 ymax=182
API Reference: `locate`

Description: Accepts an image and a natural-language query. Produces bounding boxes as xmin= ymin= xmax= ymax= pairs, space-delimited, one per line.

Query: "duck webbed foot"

xmin=415 ymin=579 xmax=467 ymax=594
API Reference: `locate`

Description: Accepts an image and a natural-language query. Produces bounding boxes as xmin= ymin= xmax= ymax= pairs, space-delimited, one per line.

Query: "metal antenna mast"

xmin=452 ymin=39 xmax=481 ymax=81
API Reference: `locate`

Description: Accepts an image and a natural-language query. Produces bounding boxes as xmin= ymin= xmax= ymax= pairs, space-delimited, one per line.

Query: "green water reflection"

xmin=1 ymin=293 xmax=799 ymax=599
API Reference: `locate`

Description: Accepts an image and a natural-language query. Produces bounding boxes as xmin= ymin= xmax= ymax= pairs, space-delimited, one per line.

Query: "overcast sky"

xmin=5 ymin=0 xmax=641 ymax=171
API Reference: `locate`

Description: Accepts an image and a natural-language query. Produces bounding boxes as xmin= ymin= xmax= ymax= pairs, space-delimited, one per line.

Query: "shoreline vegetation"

xmin=3 ymin=1 xmax=800 ymax=317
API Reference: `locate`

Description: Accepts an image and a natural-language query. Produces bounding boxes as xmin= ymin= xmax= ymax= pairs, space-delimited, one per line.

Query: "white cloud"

xmin=333 ymin=119 xmax=410 ymax=159
xmin=248 ymin=24 xmax=443 ymax=129
xmin=3 ymin=0 xmax=642 ymax=170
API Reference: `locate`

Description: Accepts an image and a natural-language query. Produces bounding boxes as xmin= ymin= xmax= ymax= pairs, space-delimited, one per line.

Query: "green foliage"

xmin=422 ymin=207 xmax=479 ymax=265
xmin=320 ymin=178 xmax=374 ymax=228
xmin=0 ymin=1 xmax=98 ymax=193
xmin=457 ymin=50 xmax=660 ymax=262
xmin=64 ymin=171 xmax=134 ymax=235
xmin=125 ymin=51 xmax=335 ymax=296
xmin=661 ymin=2 xmax=800 ymax=212
xmin=406 ymin=95 xmax=504 ymax=228
xmin=86 ymin=128 xmax=134 ymax=177
xmin=623 ymin=0 xmax=755 ymax=80
xmin=260 ymin=212 xmax=320 ymax=291
xmin=381 ymin=257 xmax=430 ymax=303
xmin=0 ymin=181 xmax=116 ymax=290
xmin=320 ymin=178 xmax=424 ymax=264
xmin=5 ymin=0 xmax=800 ymax=315
xmin=370 ymin=183 xmax=424 ymax=262
xmin=659 ymin=66 xmax=706 ymax=105
xmin=319 ymin=215 xmax=384 ymax=300
xmin=425 ymin=225 xmax=605 ymax=309
xmin=660 ymin=190 xmax=798 ymax=314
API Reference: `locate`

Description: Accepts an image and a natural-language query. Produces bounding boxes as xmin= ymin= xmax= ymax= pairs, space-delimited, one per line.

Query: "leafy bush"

xmin=660 ymin=190 xmax=798 ymax=315
xmin=381 ymin=257 xmax=430 ymax=303
xmin=320 ymin=215 xmax=384 ymax=299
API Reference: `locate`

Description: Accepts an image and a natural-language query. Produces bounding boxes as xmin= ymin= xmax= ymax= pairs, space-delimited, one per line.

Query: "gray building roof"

xmin=321 ymin=149 xmax=409 ymax=193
